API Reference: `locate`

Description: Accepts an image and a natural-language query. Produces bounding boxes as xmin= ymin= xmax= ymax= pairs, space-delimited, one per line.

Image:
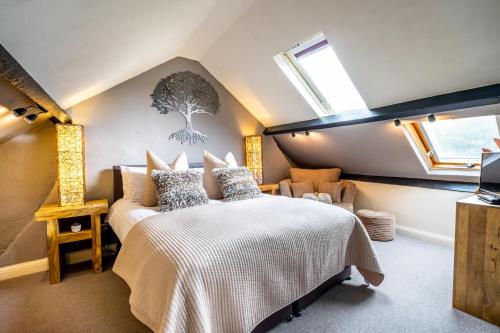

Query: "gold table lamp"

xmin=56 ymin=124 xmax=86 ymax=206
xmin=245 ymin=135 xmax=263 ymax=184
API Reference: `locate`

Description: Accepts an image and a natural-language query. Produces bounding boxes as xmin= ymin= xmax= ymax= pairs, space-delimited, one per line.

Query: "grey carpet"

xmin=0 ymin=234 xmax=497 ymax=333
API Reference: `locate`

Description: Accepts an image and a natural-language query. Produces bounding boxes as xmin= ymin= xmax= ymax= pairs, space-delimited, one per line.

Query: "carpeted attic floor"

xmin=0 ymin=234 xmax=497 ymax=333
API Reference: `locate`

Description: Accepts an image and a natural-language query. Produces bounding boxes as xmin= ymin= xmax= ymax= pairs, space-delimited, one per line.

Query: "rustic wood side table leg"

xmin=46 ymin=219 xmax=60 ymax=284
xmin=91 ymin=213 xmax=102 ymax=273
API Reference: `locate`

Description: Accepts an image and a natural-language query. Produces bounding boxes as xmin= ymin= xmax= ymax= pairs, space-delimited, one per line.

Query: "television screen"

xmin=480 ymin=152 xmax=500 ymax=198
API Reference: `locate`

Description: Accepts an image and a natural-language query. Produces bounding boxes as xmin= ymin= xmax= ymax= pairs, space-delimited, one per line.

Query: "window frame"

xmin=403 ymin=121 xmax=482 ymax=172
xmin=274 ymin=32 xmax=367 ymax=118
xmin=282 ymin=34 xmax=334 ymax=116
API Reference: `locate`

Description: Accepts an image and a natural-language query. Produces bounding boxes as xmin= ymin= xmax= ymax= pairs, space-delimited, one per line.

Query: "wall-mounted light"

xmin=291 ymin=132 xmax=296 ymax=138
xmin=394 ymin=119 xmax=402 ymax=127
xmin=427 ymin=114 xmax=436 ymax=123
xmin=305 ymin=130 xmax=310 ymax=136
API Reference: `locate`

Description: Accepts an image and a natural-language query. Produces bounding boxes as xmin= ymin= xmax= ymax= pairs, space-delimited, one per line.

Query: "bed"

xmin=109 ymin=165 xmax=384 ymax=333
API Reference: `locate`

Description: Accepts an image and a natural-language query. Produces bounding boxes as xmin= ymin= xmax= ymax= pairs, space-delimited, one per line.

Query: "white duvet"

xmin=112 ymin=195 xmax=384 ymax=333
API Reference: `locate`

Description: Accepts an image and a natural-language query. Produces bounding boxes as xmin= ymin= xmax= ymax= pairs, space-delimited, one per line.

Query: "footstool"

xmin=356 ymin=209 xmax=396 ymax=241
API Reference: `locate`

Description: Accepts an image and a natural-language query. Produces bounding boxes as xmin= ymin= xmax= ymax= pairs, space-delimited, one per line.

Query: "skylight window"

xmin=274 ymin=33 xmax=367 ymax=117
xmin=404 ymin=115 xmax=500 ymax=172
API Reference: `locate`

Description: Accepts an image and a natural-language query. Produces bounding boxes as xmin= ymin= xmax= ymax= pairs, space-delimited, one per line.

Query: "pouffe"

xmin=356 ymin=209 xmax=396 ymax=241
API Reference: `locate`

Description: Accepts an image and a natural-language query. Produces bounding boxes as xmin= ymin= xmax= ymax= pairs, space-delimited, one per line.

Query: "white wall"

xmin=352 ymin=181 xmax=471 ymax=244
xmin=0 ymin=123 xmax=56 ymax=266
xmin=201 ymin=0 xmax=500 ymax=127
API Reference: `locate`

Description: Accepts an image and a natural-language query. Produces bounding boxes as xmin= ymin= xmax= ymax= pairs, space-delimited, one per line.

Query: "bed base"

xmin=251 ymin=266 xmax=351 ymax=333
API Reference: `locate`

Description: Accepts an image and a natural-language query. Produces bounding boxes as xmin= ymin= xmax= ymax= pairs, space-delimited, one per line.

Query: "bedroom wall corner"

xmin=0 ymin=122 xmax=56 ymax=267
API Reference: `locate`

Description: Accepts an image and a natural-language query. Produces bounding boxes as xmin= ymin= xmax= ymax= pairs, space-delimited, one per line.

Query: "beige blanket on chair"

xmin=113 ymin=195 xmax=384 ymax=333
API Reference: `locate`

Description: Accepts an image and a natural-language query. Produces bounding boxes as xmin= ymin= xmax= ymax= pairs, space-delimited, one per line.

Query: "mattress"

xmin=108 ymin=198 xmax=222 ymax=242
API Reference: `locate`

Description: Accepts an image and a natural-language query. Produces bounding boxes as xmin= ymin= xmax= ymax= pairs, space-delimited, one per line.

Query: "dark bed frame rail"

xmin=252 ymin=266 xmax=351 ymax=332
xmin=112 ymin=165 xmax=352 ymax=332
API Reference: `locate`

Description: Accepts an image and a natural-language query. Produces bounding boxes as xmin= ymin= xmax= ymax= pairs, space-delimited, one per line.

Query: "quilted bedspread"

xmin=113 ymin=195 xmax=384 ymax=333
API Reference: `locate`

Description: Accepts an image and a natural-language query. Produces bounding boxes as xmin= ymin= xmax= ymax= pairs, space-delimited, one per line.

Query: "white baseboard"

xmin=396 ymin=225 xmax=454 ymax=246
xmin=0 ymin=258 xmax=48 ymax=282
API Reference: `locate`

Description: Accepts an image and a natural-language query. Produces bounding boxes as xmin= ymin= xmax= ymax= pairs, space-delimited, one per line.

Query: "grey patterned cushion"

xmin=151 ymin=170 xmax=208 ymax=212
xmin=212 ymin=166 xmax=262 ymax=201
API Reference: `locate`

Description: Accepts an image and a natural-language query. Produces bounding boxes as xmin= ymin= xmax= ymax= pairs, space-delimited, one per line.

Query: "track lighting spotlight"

xmin=24 ymin=108 xmax=48 ymax=124
xmin=291 ymin=132 xmax=296 ymax=138
xmin=427 ymin=114 xmax=436 ymax=123
xmin=24 ymin=113 xmax=39 ymax=123
xmin=305 ymin=130 xmax=310 ymax=136
xmin=12 ymin=105 xmax=37 ymax=117
xmin=394 ymin=119 xmax=401 ymax=127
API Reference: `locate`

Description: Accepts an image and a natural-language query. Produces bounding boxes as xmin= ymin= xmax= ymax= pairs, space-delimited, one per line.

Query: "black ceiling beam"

xmin=0 ymin=44 xmax=70 ymax=123
xmin=263 ymin=83 xmax=500 ymax=135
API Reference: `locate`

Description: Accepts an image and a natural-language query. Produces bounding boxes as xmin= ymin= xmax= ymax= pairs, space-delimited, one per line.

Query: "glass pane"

xmin=421 ymin=115 xmax=499 ymax=162
xmin=297 ymin=44 xmax=367 ymax=113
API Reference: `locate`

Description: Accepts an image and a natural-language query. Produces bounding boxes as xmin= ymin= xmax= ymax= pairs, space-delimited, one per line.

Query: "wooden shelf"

xmin=259 ymin=183 xmax=279 ymax=195
xmin=57 ymin=230 xmax=92 ymax=244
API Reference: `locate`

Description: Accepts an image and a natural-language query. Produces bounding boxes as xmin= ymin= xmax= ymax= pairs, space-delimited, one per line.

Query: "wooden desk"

xmin=453 ymin=195 xmax=500 ymax=325
xmin=34 ymin=199 xmax=109 ymax=284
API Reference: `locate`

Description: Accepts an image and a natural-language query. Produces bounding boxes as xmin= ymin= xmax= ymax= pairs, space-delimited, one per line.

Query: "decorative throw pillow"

xmin=318 ymin=181 xmax=343 ymax=203
xmin=290 ymin=168 xmax=341 ymax=192
xmin=203 ymin=151 xmax=238 ymax=199
xmin=121 ymin=166 xmax=147 ymax=202
xmin=151 ymin=170 xmax=208 ymax=212
xmin=212 ymin=166 xmax=261 ymax=201
xmin=290 ymin=181 xmax=314 ymax=198
xmin=144 ymin=150 xmax=189 ymax=206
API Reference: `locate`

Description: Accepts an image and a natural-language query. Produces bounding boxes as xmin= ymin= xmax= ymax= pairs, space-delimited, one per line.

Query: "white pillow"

xmin=120 ymin=166 xmax=147 ymax=203
xmin=203 ymin=151 xmax=238 ymax=199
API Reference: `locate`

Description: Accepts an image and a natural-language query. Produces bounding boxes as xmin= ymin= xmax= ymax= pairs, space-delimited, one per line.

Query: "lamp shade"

xmin=245 ymin=135 xmax=263 ymax=184
xmin=56 ymin=124 xmax=86 ymax=206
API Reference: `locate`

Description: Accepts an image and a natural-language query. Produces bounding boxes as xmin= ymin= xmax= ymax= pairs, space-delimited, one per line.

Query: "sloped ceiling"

xmin=0 ymin=0 xmax=255 ymax=109
xmin=200 ymin=0 xmax=500 ymax=126
xmin=1 ymin=0 xmax=499 ymax=181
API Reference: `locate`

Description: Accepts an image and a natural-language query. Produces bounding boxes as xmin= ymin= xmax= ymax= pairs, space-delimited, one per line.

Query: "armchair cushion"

xmin=290 ymin=181 xmax=314 ymax=198
xmin=290 ymin=168 xmax=341 ymax=192
xmin=279 ymin=179 xmax=293 ymax=197
xmin=340 ymin=180 xmax=356 ymax=204
xmin=318 ymin=182 xmax=342 ymax=203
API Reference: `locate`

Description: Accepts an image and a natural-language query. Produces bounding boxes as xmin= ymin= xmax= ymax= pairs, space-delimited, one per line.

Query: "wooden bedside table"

xmin=259 ymin=183 xmax=279 ymax=195
xmin=34 ymin=199 xmax=109 ymax=284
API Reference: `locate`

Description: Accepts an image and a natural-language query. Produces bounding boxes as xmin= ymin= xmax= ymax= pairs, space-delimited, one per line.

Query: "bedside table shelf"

xmin=259 ymin=183 xmax=279 ymax=195
xmin=57 ymin=230 xmax=93 ymax=244
xmin=34 ymin=199 xmax=109 ymax=284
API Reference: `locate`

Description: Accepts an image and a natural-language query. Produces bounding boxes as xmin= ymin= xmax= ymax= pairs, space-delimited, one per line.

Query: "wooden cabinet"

xmin=453 ymin=196 xmax=500 ymax=326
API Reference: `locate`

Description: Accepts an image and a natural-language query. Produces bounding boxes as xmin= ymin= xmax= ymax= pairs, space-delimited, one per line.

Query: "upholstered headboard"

xmin=112 ymin=163 xmax=204 ymax=202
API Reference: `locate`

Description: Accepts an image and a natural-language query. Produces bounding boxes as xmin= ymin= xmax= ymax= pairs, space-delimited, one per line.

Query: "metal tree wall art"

xmin=151 ymin=71 xmax=220 ymax=145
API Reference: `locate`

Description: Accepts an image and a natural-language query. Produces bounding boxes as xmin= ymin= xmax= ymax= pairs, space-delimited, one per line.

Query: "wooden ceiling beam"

xmin=264 ymin=83 xmax=500 ymax=135
xmin=0 ymin=44 xmax=70 ymax=123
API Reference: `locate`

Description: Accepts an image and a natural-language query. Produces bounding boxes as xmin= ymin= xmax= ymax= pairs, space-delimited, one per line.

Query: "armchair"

xmin=279 ymin=168 xmax=356 ymax=212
